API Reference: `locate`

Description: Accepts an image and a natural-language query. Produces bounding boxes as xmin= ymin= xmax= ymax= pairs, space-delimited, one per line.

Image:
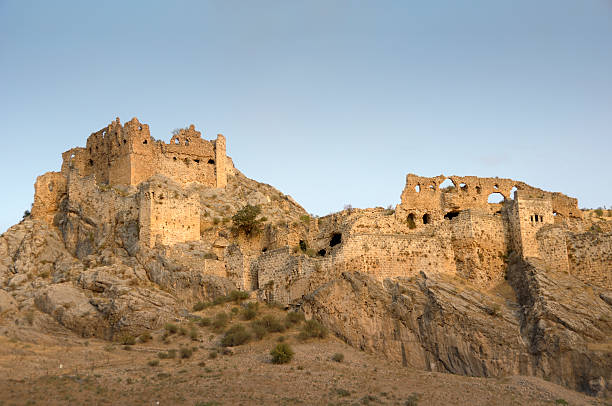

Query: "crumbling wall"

xmin=31 ymin=172 xmax=68 ymax=226
xmin=398 ymin=174 xmax=582 ymax=222
xmin=61 ymin=118 xmax=229 ymax=189
xmin=138 ymin=177 xmax=200 ymax=248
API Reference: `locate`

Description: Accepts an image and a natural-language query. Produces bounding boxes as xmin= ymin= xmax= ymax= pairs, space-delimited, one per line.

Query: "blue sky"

xmin=1 ymin=1 xmax=611 ymax=233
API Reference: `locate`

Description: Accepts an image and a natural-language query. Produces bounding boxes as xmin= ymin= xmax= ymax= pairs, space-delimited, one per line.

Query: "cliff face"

xmin=1 ymin=118 xmax=611 ymax=398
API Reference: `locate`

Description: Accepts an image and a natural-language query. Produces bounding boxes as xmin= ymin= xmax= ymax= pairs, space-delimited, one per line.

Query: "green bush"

xmin=228 ymin=290 xmax=250 ymax=302
xmin=148 ymin=359 xmax=160 ymax=367
xmin=193 ymin=302 xmax=206 ymax=311
xmin=253 ymin=315 xmax=285 ymax=333
xmin=208 ymin=350 xmax=218 ymax=359
xmin=118 ymin=334 xmax=136 ymax=346
xmin=270 ymin=343 xmax=294 ymax=364
xmin=198 ymin=317 xmax=211 ymax=327
xmin=285 ymin=311 xmax=305 ymax=325
xmin=331 ymin=353 xmax=344 ymax=362
xmin=138 ymin=332 xmax=152 ymax=343
xmin=232 ymin=205 xmax=263 ymax=236
xmin=594 ymin=208 xmax=604 ymax=217
xmin=299 ymin=319 xmax=328 ymax=340
xmin=179 ymin=326 xmax=188 ymax=336
xmin=221 ymin=325 xmax=251 ymax=347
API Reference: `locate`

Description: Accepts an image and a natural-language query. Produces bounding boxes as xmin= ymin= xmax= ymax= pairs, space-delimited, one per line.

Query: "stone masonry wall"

xmin=60 ymin=117 xmax=229 ymax=189
xmin=566 ymin=232 xmax=612 ymax=290
xmin=138 ymin=177 xmax=200 ymax=248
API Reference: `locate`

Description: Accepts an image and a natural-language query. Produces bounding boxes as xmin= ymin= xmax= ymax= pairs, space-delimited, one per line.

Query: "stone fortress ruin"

xmin=10 ymin=117 xmax=610 ymax=397
xmin=30 ymin=117 xmax=610 ymax=303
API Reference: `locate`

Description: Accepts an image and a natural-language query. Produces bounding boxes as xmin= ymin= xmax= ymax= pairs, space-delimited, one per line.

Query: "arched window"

xmin=422 ymin=213 xmax=431 ymax=224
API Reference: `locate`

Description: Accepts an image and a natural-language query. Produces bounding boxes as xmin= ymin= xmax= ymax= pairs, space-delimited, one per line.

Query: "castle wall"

xmin=61 ymin=118 xmax=229 ymax=189
xmin=535 ymin=226 xmax=570 ymax=273
xmin=513 ymin=193 xmax=554 ymax=259
xmin=449 ymin=210 xmax=509 ymax=285
xmin=566 ymin=232 xmax=612 ymax=290
xmin=31 ymin=172 xmax=68 ymax=225
xmin=398 ymin=174 xmax=582 ymax=221
xmin=138 ymin=179 xmax=200 ymax=248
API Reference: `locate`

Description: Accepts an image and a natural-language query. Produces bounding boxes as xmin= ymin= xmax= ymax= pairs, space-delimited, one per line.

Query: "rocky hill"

xmin=0 ymin=117 xmax=610 ymax=403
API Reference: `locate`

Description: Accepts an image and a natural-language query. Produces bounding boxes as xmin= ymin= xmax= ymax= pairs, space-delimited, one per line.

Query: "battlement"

xmin=60 ymin=117 xmax=229 ymax=188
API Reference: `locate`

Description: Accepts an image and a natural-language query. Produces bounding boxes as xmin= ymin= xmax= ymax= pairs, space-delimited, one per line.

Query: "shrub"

xmin=228 ymin=290 xmax=250 ymax=303
xmin=164 ymin=323 xmax=179 ymax=334
xmin=148 ymin=359 xmax=160 ymax=367
xmin=138 ymin=332 xmax=152 ymax=343
xmin=193 ymin=302 xmax=206 ymax=311
xmin=231 ymin=205 xmax=263 ymax=236
xmin=299 ymin=215 xmax=311 ymax=225
xmin=22 ymin=210 xmax=31 ymax=219
xmin=299 ymin=319 xmax=328 ymax=340
xmin=179 ymin=326 xmax=188 ymax=336
xmin=198 ymin=317 xmax=211 ymax=327
xmin=250 ymin=323 xmax=267 ymax=340
xmin=212 ymin=312 xmax=229 ymax=330
xmin=270 ymin=343 xmax=294 ymax=364
xmin=241 ymin=303 xmax=258 ymax=320
xmin=285 ymin=311 xmax=305 ymax=325
xmin=331 ymin=353 xmax=344 ymax=363
xmin=594 ymin=208 xmax=604 ymax=217
xmin=119 ymin=334 xmax=136 ymax=346
xmin=221 ymin=325 xmax=251 ymax=347
xmin=253 ymin=315 xmax=285 ymax=333
xmin=208 ymin=350 xmax=218 ymax=359
xmin=179 ymin=347 xmax=193 ymax=359
xmin=158 ymin=349 xmax=177 ymax=359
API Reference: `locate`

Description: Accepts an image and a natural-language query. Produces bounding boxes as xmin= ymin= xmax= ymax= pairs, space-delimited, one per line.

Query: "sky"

xmin=1 ymin=1 xmax=611 ymax=233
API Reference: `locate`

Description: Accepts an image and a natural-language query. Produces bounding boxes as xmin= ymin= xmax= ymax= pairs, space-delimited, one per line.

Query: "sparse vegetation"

xmin=193 ymin=302 xmax=206 ymax=311
xmin=299 ymin=319 xmax=328 ymax=340
xmin=212 ymin=312 xmax=229 ymax=330
xmin=118 ymin=334 xmax=136 ymax=346
xmin=147 ymin=359 xmax=160 ymax=367
xmin=164 ymin=323 xmax=179 ymax=334
xmin=331 ymin=353 xmax=344 ymax=363
xmin=179 ymin=347 xmax=193 ymax=359
xmin=241 ymin=302 xmax=259 ymax=320
xmin=138 ymin=332 xmax=152 ymax=343
xmin=270 ymin=342 xmax=294 ymax=364
xmin=285 ymin=311 xmax=305 ymax=325
xmin=221 ymin=325 xmax=251 ymax=347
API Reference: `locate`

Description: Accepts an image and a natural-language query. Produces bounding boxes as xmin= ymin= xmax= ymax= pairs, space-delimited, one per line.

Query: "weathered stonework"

xmin=61 ymin=117 xmax=228 ymax=188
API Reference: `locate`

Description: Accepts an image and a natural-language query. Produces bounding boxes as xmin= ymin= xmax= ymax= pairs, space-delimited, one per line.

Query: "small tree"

xmin=270 ymin=343 xmax=294 ymax=364
xmin=22 ymin=210 xmax=31 ymax=219
xmin=232 ymin=205 xmax=263 ymax=236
